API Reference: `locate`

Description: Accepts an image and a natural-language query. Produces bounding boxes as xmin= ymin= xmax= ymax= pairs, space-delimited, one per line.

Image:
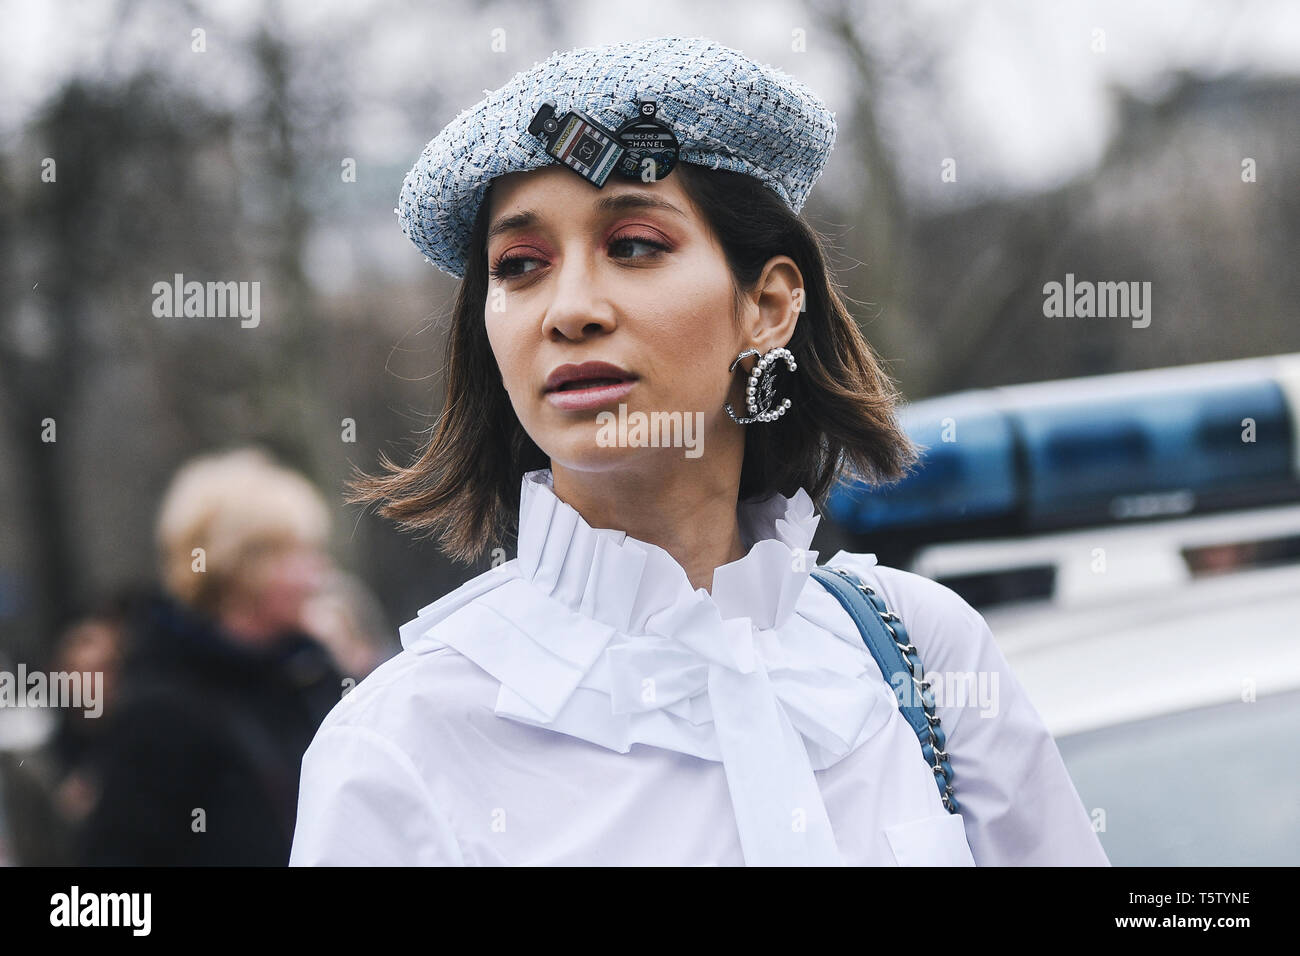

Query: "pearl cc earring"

xmin=724 ymin=346 xmax=797 ymax=425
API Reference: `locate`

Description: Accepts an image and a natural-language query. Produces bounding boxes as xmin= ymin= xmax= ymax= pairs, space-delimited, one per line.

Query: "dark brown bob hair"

xmin=348 ymin=161 xmax=918 ymax=565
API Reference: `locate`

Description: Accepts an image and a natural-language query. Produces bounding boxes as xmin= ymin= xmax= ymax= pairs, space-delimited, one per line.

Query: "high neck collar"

xmin=399 ymin=467 xmax=893 ymax=866
xmin=516 ymin=467 xmax=822 ymax=634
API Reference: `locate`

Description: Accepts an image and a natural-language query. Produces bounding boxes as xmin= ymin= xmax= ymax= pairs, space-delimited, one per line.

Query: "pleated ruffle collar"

xmin=399 ymin=467 xmax=893 ymax=865
xmin=513 ymin=467 xmax=820 ymax=637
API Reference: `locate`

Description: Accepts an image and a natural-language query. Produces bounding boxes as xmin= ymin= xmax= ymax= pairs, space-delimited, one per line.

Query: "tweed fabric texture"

xmin=396 ymin=35 xmax=837 ymax=279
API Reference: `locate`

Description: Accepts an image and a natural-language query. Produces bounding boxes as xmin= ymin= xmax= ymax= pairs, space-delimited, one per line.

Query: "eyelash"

xmin=488 ymin=233 xmax=670 ymax=282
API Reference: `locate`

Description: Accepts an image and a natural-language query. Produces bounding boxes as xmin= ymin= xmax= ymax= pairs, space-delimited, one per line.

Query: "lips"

xmin=545 ymin=378 xmax=637 ymax=411
xmin=554 ymin=378 xmax=624 ymax=391
xmin=544 ymin=361 xmax=637 ymax=393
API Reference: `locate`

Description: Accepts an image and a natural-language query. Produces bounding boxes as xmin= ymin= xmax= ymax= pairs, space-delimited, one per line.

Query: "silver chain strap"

xmin=824 ymin=565 xmax=959 ymax=813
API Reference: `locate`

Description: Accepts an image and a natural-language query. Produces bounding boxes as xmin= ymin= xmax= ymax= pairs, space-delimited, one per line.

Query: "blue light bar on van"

xmin=826 ymin=396 xmax=1018 ymax=531
xmin=828 ymin=355 xmax=1300 ymax=535
xmin=1018 ymin=379 xmax=1292 ymax=524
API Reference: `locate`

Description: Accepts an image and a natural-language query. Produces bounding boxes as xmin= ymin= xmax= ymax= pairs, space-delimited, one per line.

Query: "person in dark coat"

xmin=1 ymin=592 xmax=135 ymax=866
xmin=73 ymin=447 xmax=344 ymax=865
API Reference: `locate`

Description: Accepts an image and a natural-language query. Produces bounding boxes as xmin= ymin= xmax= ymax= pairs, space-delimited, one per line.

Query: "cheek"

xmin=647 ymin=280 xmax=738 ymax=400
xmin=259 ymin=552 xmax=325 ymax=607
xmin=484 ymin=314 xmax=503 ymax=370
xmin=485 ymin=314 xmax=524 ymax=384
xmin=484 ymin=316 xmax=530 ymax=417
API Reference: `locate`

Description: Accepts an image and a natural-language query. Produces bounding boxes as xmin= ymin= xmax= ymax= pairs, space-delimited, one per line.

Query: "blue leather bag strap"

xmin=809 ymin=565 xmax=960 ymax=814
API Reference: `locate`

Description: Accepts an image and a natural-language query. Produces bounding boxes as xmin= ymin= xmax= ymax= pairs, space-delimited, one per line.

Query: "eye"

xmin=488 ymin=233 xmax=671 ymax=283
xmin=609 ymin=233 xmax=670 ymax=260
xmin=489 ymin=253 xmax=543 ymax=281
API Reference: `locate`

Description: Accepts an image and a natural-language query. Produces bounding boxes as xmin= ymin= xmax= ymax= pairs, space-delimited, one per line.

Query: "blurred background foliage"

xmin=1 ymin=0 xmax=1296 ymax=664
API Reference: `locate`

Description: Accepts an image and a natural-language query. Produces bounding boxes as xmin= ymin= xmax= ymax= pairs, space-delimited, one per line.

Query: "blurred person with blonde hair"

xmin=74 ymin=447 xmax=343 ymax=865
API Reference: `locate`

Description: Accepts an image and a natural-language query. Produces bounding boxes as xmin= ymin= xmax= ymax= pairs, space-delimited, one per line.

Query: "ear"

xmin=740 ymin=255 xmax=804 ymax=353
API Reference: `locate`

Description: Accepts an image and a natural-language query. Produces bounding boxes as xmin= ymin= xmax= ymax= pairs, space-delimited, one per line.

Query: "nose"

xmin=541 ymin=250 xmax=618 ymax=340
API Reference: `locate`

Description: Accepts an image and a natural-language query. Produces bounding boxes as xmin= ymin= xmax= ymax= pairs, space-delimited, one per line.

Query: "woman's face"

xmin=482 ymin=165 xmax=755 ymax=476
xmin=231 ymin=544 xmax=331 ymax=642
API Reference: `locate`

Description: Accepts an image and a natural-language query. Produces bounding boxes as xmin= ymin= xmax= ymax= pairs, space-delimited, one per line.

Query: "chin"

xmin=543 ymin=432 xmax=643 ymax=473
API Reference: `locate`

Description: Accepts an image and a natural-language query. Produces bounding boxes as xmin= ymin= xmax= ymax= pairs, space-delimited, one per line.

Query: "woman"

xmin=79 ymin=448 xmax=342 ymax=864
xmin=290 ymin=36 xmax=1108 ymax=866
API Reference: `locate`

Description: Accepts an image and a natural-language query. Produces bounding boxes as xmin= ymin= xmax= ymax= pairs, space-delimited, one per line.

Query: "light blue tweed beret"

xmin=397 ymin=35 xmax=838 ymax=280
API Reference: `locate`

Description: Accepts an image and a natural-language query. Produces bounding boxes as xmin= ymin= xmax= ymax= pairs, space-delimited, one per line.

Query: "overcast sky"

xmin=3 ymin=0 xmax=1297 ymax=202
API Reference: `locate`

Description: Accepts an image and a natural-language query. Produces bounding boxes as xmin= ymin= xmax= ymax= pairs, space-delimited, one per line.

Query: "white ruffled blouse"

xmin=290 ymin=468 xmax=1109 ymax=866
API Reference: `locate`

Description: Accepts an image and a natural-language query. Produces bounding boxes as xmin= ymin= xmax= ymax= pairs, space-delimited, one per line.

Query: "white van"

xmin=825 ymin=353 xmax=1300 ymax=865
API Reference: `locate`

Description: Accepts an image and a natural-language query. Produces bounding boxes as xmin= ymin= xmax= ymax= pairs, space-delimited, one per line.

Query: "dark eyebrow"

xmin=593 ymin=193 xmax=688 ymax=220
xmin=486 ymin=193 xmax=687 ymax=244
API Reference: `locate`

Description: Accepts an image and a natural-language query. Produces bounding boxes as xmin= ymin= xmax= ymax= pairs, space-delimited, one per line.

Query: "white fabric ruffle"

xmin=397 ymin=468 xmax=898 ymax=866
